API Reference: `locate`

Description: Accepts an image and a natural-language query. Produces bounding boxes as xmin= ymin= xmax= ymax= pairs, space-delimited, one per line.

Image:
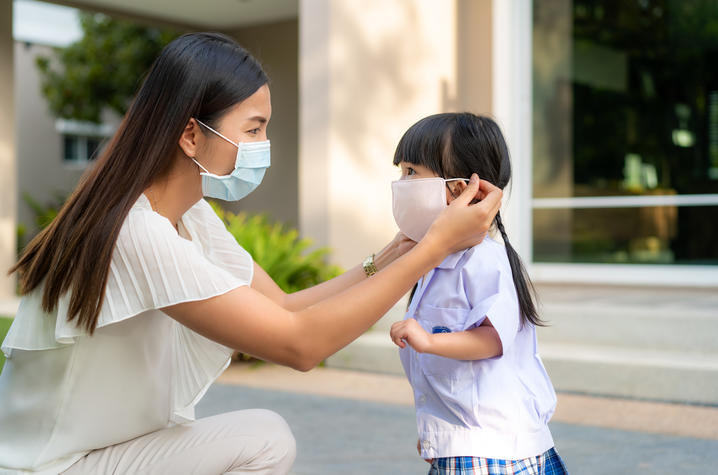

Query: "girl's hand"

xmin=417 ymin=438 xmax=433 ymax=464
xmin=424 ymin=174 xmax=502 ymax=255
xmin=390 ymin=318 xmax=432 ymax=353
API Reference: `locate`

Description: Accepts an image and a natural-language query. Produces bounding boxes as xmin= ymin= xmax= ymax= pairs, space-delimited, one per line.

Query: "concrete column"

xmin=492 ymin=0 xmax=534 ymax=262
xmin=227 ymin=20 xmax=299 ymax=228
xmin=0 ymin=1 xmax=17 ymax=298
xmin=299 ymin=0 xmax=473 ymax=269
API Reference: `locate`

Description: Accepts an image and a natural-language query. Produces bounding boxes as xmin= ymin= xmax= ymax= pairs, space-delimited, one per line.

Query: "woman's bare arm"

xmin=250 ymin=233 xmax=416 ymax=311
xmin=163 ymin=175 xmax=502 ymax=371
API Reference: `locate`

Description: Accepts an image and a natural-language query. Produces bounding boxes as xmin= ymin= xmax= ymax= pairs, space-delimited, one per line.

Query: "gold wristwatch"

xmin=362 ymin=254 xmax=378 ymax=277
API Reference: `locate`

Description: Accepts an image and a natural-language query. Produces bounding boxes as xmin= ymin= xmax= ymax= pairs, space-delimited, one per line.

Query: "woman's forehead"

xmin=222 ymin=85 xmax=272 ymax=125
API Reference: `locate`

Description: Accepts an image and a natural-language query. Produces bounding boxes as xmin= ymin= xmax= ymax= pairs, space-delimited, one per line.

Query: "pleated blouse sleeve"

xmin=2 ymin=195 xmax=253 ymax=353
xmin=56 ymin=200 xmax=251 ymax=340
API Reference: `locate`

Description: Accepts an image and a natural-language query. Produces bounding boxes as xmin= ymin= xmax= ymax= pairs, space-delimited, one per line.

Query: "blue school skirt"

xmin=428 ymin=447 xmax=568 ymax=475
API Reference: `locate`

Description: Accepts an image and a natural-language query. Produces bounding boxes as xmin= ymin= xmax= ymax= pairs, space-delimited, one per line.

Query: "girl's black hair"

xmin=394 ymin=112 xmax=544 ymax=328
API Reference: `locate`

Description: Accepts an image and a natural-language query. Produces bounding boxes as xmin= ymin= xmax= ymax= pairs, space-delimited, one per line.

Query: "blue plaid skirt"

xmin=428 ymin=447 xmax=568 ymax=475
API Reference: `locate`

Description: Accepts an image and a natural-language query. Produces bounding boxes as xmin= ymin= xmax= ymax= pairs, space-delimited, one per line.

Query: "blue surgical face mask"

xmin=192 ymin=119 xmax=270 ymax=201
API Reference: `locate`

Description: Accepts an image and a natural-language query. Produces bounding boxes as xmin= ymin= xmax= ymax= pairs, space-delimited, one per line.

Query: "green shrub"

xmin=211 ymin=202 xmax=342 ymax=293
xmin=17 ymin=192 xmax=66 ymax=253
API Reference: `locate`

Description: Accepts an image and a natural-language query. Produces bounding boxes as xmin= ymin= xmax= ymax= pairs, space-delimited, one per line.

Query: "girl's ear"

xmin=446 ymin=180 xmax=468 ymax=204
xmin=178 ymin=118 xmax=203 ymax=158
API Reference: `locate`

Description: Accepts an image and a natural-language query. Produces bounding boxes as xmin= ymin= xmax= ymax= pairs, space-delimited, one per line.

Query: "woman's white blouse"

xmin=0 ymin=194 xmax=253 ymax=474
xmin=399 ymin=237 xmax=557 ymax=461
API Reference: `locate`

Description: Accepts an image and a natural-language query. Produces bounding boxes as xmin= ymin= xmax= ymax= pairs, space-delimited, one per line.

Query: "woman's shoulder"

xmin=120 ymin=194 xmax=181 ymax=244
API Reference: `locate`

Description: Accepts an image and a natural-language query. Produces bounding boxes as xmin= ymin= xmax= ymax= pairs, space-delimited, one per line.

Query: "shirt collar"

xmin=436 ymin=248 xmax=470 ymax=270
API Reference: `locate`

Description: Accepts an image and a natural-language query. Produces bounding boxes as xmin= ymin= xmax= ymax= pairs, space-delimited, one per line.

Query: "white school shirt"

xmin=398 ymin=236 xmax=557 ymax=461
xmin=0 ymin=194 xmax=253 ymax=474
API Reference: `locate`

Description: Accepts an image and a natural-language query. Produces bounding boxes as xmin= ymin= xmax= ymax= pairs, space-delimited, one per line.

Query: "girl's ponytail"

xmin=494 ymin=211 xmax=544 ymax=327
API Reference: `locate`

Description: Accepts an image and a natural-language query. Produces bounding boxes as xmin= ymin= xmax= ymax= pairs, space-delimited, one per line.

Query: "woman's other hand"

xmin=374 ymin=232 xmax=417 ymax=271
xmin=425 ymin=174 xmax=502 ymax=255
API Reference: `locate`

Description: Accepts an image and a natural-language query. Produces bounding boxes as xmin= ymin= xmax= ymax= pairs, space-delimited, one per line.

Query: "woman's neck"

xmin=144 ymin=154 xmax=203 ymax=229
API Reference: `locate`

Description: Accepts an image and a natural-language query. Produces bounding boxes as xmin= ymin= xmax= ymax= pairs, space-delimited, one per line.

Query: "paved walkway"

xmin=194 ymin=363 xmax=718 ymax=474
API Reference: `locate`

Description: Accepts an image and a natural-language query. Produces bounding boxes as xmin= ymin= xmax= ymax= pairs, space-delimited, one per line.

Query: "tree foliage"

xmin=36 ymin=12 xmax=181 ymax=123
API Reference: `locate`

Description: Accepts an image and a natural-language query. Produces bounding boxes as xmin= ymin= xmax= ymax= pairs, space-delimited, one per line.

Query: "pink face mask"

xmin=391 ymin=177 xmax=469 ymax=242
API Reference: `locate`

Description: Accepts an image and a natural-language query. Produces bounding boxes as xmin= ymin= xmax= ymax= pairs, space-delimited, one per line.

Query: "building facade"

xmin=1 ymin=0 xmax=716 ymax=402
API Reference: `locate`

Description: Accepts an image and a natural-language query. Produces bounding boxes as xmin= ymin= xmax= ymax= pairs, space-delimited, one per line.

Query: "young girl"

xmin=390 ymin=113 xmax=568 ymax=474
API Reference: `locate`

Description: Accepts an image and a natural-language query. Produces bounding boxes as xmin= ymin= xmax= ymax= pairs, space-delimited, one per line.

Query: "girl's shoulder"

xmin=454 ymin=235 xmax=512 ymax=283
xmin=463 ymin=235 xmax=508 ymax=266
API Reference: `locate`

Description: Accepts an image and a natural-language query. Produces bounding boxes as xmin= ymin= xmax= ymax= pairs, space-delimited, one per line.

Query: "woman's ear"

xmin=178 ymin=118 xmax=203 ymax=158
xmin=446 ymin=180 xmax=468 ymax=204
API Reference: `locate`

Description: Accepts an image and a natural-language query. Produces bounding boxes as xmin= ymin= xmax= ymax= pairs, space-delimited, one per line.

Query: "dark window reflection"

xmin=533 ymin=206 xmax=718 ymax=264
xmin=533 ymin=0 xmax=718 ymax=265
xmin=534 ymin=0 xmax=718 ymax=198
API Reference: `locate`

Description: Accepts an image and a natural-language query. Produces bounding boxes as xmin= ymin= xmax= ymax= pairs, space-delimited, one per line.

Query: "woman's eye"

xmin=247 ymin=128 xmax=261 ymax=135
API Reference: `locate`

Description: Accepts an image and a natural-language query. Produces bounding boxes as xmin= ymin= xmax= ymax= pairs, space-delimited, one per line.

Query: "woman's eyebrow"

xmin=245 ymin=116 xmax=268 ymax=124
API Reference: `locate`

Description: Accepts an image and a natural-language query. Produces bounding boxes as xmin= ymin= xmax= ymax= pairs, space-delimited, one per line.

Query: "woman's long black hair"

xmin=10 ymin=32 xmax=268 ymax=333
xmin=394 ymin=112 xmax=544 ymax=327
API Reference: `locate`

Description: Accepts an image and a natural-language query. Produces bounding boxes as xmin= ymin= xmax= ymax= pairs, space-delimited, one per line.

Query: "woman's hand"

xmin=374 ymin=232 xmax=416 ymax=271
xmin=424 ymin=174 xmax=502 ymax=255
xmin=390 ymin=318 xmax=432 ymax=353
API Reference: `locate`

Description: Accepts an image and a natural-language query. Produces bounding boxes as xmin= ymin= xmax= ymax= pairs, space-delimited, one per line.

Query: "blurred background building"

xmin=1 ymin=0 xmax=716 ymax=404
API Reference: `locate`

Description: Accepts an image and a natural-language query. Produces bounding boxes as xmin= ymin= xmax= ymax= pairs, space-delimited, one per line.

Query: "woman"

xmin=0 ymin=33 xmax=502 ymax=474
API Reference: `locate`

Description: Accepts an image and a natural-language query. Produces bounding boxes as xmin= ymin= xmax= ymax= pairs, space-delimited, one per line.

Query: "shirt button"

xmin=418 ymin=395 xmax=427 ymax=404
xmin=422 ymin=440 xmax=431 ymax=450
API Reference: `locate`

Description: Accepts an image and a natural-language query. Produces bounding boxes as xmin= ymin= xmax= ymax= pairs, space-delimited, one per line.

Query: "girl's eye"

xmin=407 ymin=167 xmax=416 ymax=176
xmin=247 ymin=128 xmax=261 ymax=135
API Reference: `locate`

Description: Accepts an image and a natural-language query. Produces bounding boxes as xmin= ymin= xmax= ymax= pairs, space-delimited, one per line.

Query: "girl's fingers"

xmin=390 ymin=322 xmax=404 ymax=347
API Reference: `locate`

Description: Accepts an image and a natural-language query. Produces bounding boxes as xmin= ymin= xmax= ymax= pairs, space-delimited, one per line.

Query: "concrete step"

xmin=539 ymin=342 xmax=718 ymax=405
xmin=536 ymin=301 xmax=718 ymax=353
xmin=326 ymin=330 xmax=718 ymax=405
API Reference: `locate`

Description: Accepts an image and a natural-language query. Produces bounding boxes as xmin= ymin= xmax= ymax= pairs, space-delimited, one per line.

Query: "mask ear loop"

xmin=444 ymin=178 xmax=471 ymax=200
xmin=193 ymin=118 xmax=240 ymax=176
xmin=195 ymin=118 xmax=239 ymax=147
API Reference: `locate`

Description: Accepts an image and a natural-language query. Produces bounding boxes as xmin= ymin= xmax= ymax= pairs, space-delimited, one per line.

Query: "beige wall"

xmin=0 ymin=2 xmax=16 ymax=298
xmin=299 ymin=0 xmax=492 ymax=269
xmin=226 ymin=19 xmax=299 ymax=228
xmin=14 ymin=42 xmax=115 ymax=239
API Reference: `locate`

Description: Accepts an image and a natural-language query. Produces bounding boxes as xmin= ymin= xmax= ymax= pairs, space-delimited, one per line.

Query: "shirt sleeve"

xmin=462 ymin=246 xmax=521 ymax=353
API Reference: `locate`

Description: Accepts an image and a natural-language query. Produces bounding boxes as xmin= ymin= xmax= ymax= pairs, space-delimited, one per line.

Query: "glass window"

xmin=63 ymin=135 xmax=79 ymax=162
xmin=533 ymin=0 xmax=718 ymax=265
xmin=62 ymin=135 xmax=104 ymax=164
xmin=86 ymin=138 xmax=101 ymax=160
